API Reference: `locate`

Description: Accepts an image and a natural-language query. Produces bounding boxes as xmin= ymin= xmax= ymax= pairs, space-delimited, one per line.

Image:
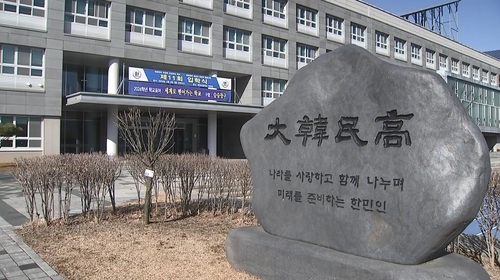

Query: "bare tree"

xmin=477 ymin=171 xmax=500 ymax=268
xmin=116 ymin=107 xmax=175 ymax=224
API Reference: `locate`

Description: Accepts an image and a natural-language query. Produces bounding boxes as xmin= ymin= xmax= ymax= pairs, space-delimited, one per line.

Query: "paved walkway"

xmin=0 ymin=169 xmax=140 ymax=280
xmin=1 ymin=153 xmax=500 ymax=279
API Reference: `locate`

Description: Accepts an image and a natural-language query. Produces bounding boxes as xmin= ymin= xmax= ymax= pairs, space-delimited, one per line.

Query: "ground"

xmin=16 ymin=203 xmax=258 ymax=280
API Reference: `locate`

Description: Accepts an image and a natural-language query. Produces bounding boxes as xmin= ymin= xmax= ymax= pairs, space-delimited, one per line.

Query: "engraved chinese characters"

xmin=240 ymin=44 xmax=490 ymax=265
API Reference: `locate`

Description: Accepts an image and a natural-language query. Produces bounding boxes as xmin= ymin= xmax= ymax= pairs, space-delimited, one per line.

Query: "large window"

xmin=224 ymin=0 xmax=250 ymax=9
xmin=326 ymin=15 xmax=343 ymax=42
xmin=262 ymin=77 xmax=286 ymax=106
xmin=223 ymin=27 xmax=251 ymax=61
xmin=394 ymin=38 xmax=406 ymax=60
xmin=262 ymin=0 xmax=287 ymax=28
xmin=350 ymin=23 xmax=366 ymax=48
xmin=410 ymin=44 xmax=422 ymax=65
xmin=425 ymin=49 xmax=435 ymax=69
xmin=296 ymin=5 xmax=317 ymax=36
xmin=126 ymin=7 xmax=163 ymax=37
xmin=224 ymin=0 xmax=251 ymax=18
xmin=125 ymin=7 xmax=164 ymax=47
xmin=482 ymin=70 xmax=489 ymax=83
xmin=451 ymin=58 xmax=459 ymax=74
xmin=179 ymin=18 xmax=210 ymax=45
xmin=439 ymin=54 xmax=448 ymax=70
xmin=462 ymin=62 xmax=470 ymax=77
xmin=65 ymin=0 xmax=109 ymax=27
xmin=472 ymin=66 xmax=480 ymax=81
xmin=0 ymin=0 xmax=46 ymax=30
xmin=0 ymin=116 xmax=42 ymax=149
xmin=262 ymin=0 xmax=286 ymax=19
xmin=262 ymin=35 xmax=287 ymax=68
xmin=0 ymin=0 xmax=45 ymax=17
xmin=297 ymin=43 xmax=317 ymax=69
xmin=0 ymin=45 xmax=43 ymax=77
xmin=375 ymin=31 xmax=388 ymax=55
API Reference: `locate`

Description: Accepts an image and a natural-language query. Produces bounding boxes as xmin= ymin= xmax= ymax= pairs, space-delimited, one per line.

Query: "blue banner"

xmin=128 ymin=81 xmax=232 ymax=103
xmin=129 ymin=67 xmax=232 ymax=90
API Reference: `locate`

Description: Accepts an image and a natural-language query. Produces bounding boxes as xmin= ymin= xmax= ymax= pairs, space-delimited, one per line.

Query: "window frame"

xmin=125 ymin=7 xmax=164 ymax=37
xmin=262 ymin=35 xmax=287 ymax=60
xmin=296 ymin=43 xmax=317 ymax=66
xmin=296 ymin=5 xmax=317 ymax=29
xmin=0 ymin=0 xmax=46 ymax=17
xmin=0 ymin=115 xmax=42 ymax=150
xmin=375 ymin=31 xmax=389 ymax=55
xmin=451 ymin=58 xmax=459 ymax=74
xmin=462 ymin=62 xmax=470 ymax=77
xmin=178 ymin=18 xmax=211 ymax=45
xmin=482 ymin=70 xmax=489 ymax=83
xmin=425 ymin=49 xmax=435 ymax=69
xmin=326 ymin=14 xmax=344 ymax=43
xmin=491 ymin=73 xmax=498 ymax=86
xmin=64 ymin=0 xmax=110 ymax=28
xmin=0 ymin=44 xmax=44 ymax=77
xmin=223 ymin=27 xmax=251 ymax=53
xmin=224 ymin=0 xmax=250 ymax=9
xmin=262 ymin=77 xmax=287 ymax=99
xmin=350 ymin=23 xmax=366 ymax=48
xmin=472 ymin=66 xmax=480 ymax=81
xmin=439 ymin=54 xmax=448 ymax=70
xmin=410 ymin=43 xmax=422 ymax=65
xmin=394 ymin=37 xmax=406 ymax=61
xmin=262 ymin=0 xmax=286 ymax=20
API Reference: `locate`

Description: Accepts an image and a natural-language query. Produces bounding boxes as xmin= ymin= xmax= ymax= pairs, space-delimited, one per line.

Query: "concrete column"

xmin=208 ymin=112 xmax=217 ymax=158
xmin=106 ymin=58 xmax=120 ymax=156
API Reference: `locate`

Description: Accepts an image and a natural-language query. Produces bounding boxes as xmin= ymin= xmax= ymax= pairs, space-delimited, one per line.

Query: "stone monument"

xmin=225 ymin=44 xmax=491 ymax=279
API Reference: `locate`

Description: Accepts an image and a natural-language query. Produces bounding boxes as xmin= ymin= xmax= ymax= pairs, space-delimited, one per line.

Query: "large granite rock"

xmin=239 ymin=44 xmax=490 ymax=265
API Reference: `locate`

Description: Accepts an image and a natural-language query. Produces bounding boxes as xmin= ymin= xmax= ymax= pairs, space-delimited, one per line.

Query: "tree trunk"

xmin=143 ymin=176 xmax=153 ymax=224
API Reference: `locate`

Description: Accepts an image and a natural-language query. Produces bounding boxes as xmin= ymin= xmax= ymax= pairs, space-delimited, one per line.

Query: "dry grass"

xmin=16 ymin=203 xmax=258 ymax=280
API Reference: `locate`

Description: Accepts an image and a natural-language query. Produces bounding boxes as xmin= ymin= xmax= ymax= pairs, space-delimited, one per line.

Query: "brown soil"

xmin=17 ymin=204 xmax=259 ymax=280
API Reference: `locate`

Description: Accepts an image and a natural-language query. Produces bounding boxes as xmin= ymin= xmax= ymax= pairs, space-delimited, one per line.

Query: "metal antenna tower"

xmin=400 ymin=0 xmax=460 ymax=41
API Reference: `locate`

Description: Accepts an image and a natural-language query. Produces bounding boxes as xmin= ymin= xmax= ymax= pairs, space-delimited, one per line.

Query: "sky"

xmin=363 ymin=0 xmax=500 ymax=52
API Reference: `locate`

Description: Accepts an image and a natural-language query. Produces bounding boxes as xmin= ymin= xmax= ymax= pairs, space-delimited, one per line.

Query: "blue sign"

xmin=128 ymin=81 xmax=232 ymax=103
xmin=129 ymin=67 xmax=232 ymax=90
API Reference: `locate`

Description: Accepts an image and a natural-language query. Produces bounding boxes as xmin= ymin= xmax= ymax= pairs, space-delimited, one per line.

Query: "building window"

xmin=0 ymin=45 xmax=43 ymax=77
xmin=439 ymin=54 xmax=448 ymax=70
xmin=394 ymin=38 xmax=406 ymax=60
xmin=350 ymin=23 xmax=366 ymax=48
xmin=223 ymin=27 xmax=251 ymax=61
xmin=296 ymin=5 xmax=317 ymax=36
xmin=179 ymin=18 xmax=210 ymax=44
xmin=410 ymin=44 xmax=422 ymax=65
xmin=262 ymin=35 xmax=287 ymax=68
xmin=462 ymin=62 xmax=470 ymax=77
xmin=472 ymin=66 xmax=480 ymax=80
xmin=425 ymin=49 xmax=435 ymax=69
xmin=262 ymin=0 xmax=287 ymax=25
xmin=0 ymin=0 xmax=45 ymax=17
xmin=64 ymin=0 xmax=109 ymax=28
xmin=297 ymin=43 xmax=317 ymax=70
xmin=492 ymin=73 xmax=498 ymax=86
xmin=375 ymin=31 xmax=389 ymax=55
xmin=0 ymin=116 xmax=42 ymax=149
xmin=326 ymin=15 xmax=344 ymax=43
xmin=451 ymin=58 xmax=459 ymax=74
xmin=262 ymin=77 xmax=286 ymax=106
xmin=126 ymin=7 xmax=163 ymax=37
xmin=224 ymin=0 xmax=251 ymax=18
xmin=224 ymin=0 xmax=250 ymax=9
xmin=482 ymin=70 xmax=489 ymax=83
xmin=179 ymin=0 xmax=213 ymax=10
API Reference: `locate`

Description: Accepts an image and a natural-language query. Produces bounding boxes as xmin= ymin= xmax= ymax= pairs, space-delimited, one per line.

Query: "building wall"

xmin=0 ymin=0 xmax=500 ymax=162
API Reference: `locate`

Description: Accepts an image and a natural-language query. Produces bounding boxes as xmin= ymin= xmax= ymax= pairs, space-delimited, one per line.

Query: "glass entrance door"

xmin=172 ymin=118 xmax=197 ymax=154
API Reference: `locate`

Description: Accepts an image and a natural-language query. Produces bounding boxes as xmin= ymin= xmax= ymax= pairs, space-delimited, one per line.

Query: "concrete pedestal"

xmin=226 ymin=226 xmax=490 ymax=280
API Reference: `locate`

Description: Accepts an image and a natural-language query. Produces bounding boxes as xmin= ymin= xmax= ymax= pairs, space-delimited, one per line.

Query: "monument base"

xmin=226 ymin=226 xmax=490 ymax=280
